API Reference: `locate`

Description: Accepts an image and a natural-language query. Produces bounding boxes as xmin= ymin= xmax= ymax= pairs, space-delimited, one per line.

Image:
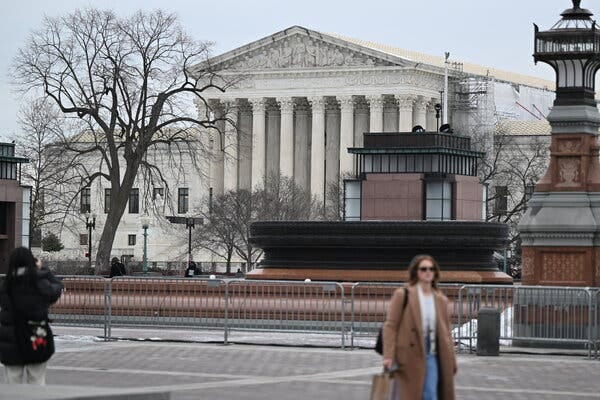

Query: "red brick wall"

xmin=361 ymin=174 xmax=423 ymax=220
xmin=454 ymin=176 xmax=483 ymax=221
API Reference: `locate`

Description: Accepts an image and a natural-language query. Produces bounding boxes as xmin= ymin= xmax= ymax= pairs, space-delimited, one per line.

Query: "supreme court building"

xmin=199 ymin=26 xmax=555 ymax=204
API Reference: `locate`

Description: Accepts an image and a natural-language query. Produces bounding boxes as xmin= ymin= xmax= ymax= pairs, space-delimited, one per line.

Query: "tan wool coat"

xmin=382 ymin=285 xmax=456 ymax=400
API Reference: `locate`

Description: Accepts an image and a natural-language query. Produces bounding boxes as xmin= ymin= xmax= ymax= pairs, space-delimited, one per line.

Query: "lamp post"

xmin=434 ymin=103 xmax=442 ymax=132
xmin=85 ymin=212 xmax=96 ymax=270
xmin=141 ymin=215 xmax=150 ymax=275
xmin=185 ymin=217 xmax=195 ymax=268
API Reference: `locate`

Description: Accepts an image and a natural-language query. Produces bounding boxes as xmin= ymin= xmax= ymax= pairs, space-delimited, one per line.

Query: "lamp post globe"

xmin=534 ymin=0 xmax=600 ymax=108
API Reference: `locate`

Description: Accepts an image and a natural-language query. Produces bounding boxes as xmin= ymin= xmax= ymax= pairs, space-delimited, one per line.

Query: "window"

xmin=495 ymin=186 xmax=508 ymax=216
xmin=344 ymin=180 xmax=361 ymax=221
xmin=128 ymin=234 xmax=136 ymax=246
xmin=425 ymin=181 xmax=452 ymax=221
xmin=129 ymin=188 xmax=139 ymax=214
xmin=153 ymin=187 xmax=164 ymax=201
xmin=178 ymin=188 xmax=189 ymax=214
xmin=104 ymin=189 xmax=111 ymax=214
xmin=79 ymin=234 xmax=88 ymax=246
xmin=524 ymin=184 xmax=535 ymax=204
xmin=80 ymin=187 xmax=91 ymax=214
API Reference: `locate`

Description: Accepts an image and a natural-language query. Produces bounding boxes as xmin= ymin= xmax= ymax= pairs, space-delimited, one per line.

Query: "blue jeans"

xmin=423 ymin=336 xmax=439 ymax=400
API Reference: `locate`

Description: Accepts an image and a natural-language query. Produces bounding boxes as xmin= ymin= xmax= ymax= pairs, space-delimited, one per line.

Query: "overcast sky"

xmin=0 ymin=0 xmax=586 ymax=142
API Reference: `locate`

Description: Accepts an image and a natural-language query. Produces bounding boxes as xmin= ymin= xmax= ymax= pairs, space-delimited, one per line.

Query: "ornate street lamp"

xmin=85 ymin=212 xmax=96 ymax=270
xmin=141 ymin=215 xmax=150 ymax=275
xmin=519 ymin=0 xmax=600 ymax=286
xmin=534 ymin=0 xmax=600 ymax=109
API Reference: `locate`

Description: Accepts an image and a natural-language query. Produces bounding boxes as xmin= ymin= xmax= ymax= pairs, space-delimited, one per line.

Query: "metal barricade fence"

xmin=456 ymin=285 xmax=595 ymax=357
xmin=349 ymin=283 xmax=462 ymax=349
xmin=49 ymin=276 xmax=110 ymax=339
xmin=592 ymin=288 xmax=600 ymax=359
xmin=109 ymin=277 xmax=227 ymax=334
xmin=224 ymin=280 xmax=346 ymax=348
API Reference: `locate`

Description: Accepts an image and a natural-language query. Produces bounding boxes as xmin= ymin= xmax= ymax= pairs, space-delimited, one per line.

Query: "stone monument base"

xmin=246 ymin=268 xmax=512 ymax=284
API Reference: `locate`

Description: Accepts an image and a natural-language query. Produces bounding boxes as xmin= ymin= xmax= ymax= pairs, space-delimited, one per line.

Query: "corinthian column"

xmin=294 ymin=102 xmax=311 ymax=190
xmin=413 ymin=96 xmax=427 ymax=129
xmin=309 ymin=96 xmax=326 ymax=201
xmin=366 ymin=95 xmax=384 ymax=132
xmin=250 ymin=98 xmax=266 ymax=189
xmin=339 ymin=96 xmax=355 ymax=176
xmin=397 ymin=95 xmax=415 ymax=132
xmin=223 ymin=100 xmax=238 ymax=192
xmin=278 ymin=97 xmax=295 ymax=178
xmin=426 ymin=99 xmax=439 ymax=132
xmin=208 ymin=100 xmax=225 ymax=196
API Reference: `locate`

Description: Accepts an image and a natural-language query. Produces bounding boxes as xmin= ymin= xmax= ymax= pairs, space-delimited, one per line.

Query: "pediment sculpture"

xmin=222 ymin=35 xmax=393 ymax=70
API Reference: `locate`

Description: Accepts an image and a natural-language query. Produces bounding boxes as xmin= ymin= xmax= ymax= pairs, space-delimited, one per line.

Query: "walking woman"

xmin=0 ymin=247 xmax=62 ymax=384
xmin=382 ymin=255 xmax=456 ymax=399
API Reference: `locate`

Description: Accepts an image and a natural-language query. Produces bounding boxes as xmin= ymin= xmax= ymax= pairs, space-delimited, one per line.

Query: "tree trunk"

xmin=94 ymin=163 xmax=138 ymax=274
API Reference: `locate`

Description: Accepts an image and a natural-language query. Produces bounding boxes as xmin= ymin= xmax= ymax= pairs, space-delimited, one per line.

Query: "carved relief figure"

xmin=558 ymin=158 xmax=580 ymax=185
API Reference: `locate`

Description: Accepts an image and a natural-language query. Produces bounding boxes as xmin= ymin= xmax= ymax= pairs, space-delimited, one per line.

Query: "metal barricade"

xmin=349 ymin=283 xmax=461 ymax=349
xmin=49 ymin=276 xmax=110 ymax=339
xmin=224 ymin=280 xmax=346 ymax=348
xmin=456 ymin=285 xmax=595 ymax=357
xmin=109 ymin=277 xmax=227 ymax=333
xmin=592 ymin=288 xmax=600 ymax=359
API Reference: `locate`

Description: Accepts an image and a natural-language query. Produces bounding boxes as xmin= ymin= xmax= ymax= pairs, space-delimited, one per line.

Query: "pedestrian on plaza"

xmin=382 ymin=254 xmax=457 ymax=400
xmin=185 ymin=259 xmax=199 ymax=278
xmin=0 ymin=247 xmax=63 ymax=385
xmin=109 ymin=257 xmax=127 ymax=278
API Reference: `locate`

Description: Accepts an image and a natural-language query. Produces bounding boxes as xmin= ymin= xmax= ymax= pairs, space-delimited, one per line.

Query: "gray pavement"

xmin=1 ymin=334 xmax=600 ymax=399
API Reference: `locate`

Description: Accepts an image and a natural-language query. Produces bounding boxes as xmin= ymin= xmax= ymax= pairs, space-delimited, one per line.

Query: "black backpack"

xmin=375 ymin=287 xmax=408 ymax=355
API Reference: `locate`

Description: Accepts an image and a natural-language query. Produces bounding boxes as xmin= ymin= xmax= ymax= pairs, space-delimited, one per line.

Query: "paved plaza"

xmin=1 ymin=332 xmax=599 ymax=400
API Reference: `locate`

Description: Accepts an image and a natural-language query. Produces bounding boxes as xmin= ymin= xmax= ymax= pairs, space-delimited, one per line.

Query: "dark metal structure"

xmin=349 ymin=132 xmax=483 ymax=177
xmin=250 ymin=221 xmax=508 ymax=273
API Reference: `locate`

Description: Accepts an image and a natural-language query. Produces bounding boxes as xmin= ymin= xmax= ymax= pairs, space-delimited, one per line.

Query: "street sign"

xmin=165 ymin=216 xmax=204 ymax=226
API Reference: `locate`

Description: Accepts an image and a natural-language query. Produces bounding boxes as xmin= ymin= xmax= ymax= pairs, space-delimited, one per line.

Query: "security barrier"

xmin=35 ymin=276 xmax=600 ymax=355
xmin=225 ymin=280 xmax=346 ymax=347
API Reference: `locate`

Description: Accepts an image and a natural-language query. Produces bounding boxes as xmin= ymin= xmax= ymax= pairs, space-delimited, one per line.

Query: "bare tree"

xmin=14 ymin=98 xmax=79 ymax=246
xmin=12 ymin=9 xmax=232 ymax=272
xmin=475 ymin=129 xmax=550 ymax=272
xmin=194 ymin=175 xmax=324 ymax=272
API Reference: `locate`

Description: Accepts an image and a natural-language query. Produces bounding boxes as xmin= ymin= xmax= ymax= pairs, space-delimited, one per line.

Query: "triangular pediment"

xmin=205 ymin=26 xmax=412 ymax=71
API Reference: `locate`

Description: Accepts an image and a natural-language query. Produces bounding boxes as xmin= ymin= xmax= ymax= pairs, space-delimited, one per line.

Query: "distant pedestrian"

xmin=235 ymin=268 xmax=243 ymax=278
xmin=109 ymin=257 xmax=126 ymax=278
xmin=382 ymin=254 xmax=456 ymax=400
xmin=185 ymin=260 xmax=199 ymax=278
xmin=0 ymin=247 xmax=62 ymax=385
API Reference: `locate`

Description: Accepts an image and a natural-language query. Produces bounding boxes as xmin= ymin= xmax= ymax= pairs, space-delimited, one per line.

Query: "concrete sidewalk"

xmin=1 ymin=334 xmax=599 ymax=400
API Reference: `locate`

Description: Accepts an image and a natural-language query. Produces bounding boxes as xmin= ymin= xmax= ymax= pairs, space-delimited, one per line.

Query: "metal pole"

xmin=143 ymin=226 xmax=148 ymax=275
xmin=88 ymin=225 xmax=92 ymax=270
xmin=188 ymin=220 xmax=193 ymax=266
xmin=443 ymin=52 xmax=450 ymax=125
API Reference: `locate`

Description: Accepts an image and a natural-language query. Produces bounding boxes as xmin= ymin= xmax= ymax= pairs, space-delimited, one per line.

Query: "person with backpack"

xmin=0 ymin=247 xmax=63 ymax=385
xmin=382 ymin=254 xmax=456 ymax=400
xmin=109 ymin=257 xmax=127 ymax=278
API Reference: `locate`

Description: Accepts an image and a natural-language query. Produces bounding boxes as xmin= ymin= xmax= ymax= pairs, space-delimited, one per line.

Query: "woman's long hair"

xmin=4 ymin=247 xmax=37 ymax=290
xmin=407 ymin=254 xmax=441 ymax=289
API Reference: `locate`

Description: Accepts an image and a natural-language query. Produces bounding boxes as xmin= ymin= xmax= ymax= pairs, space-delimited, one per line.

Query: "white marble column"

xmin=426 ymin=100 xmax=438 ymax=132
xmin=383 ymin=97 xmax=399 ymax=132
xmin=366 ymin=95 xmax=384 ymax=132
xmin=354 ymin=99 xmax=370 ymax=148
xmin=278 ymin=97 xmax=295 ymax=178
xmin=223 ymin=100 xmax=239 ymax=192
xmin=266 ymin=102 xmax=281 ymax=179
xmin=294 ymin=101 xmax=311 ymax=190
xmin=397 ymin=95 xmax=415 ymax=132
xmin=325 ymin=99 xmax=341 ymax=190
xmin=250 ymin=98 xmax=266 ymax=189
xmin=237 ymin=102 xmax=253 ymax=191
xmin=339 ymin=96 xmax=355 ymax=176
xmin=209 ymin=100 xmax=225 ymax=196
xmin=309 ymin=96 xmax=326 ymax=201
xmin=413 ymin=96 xmax=427 ymax=129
